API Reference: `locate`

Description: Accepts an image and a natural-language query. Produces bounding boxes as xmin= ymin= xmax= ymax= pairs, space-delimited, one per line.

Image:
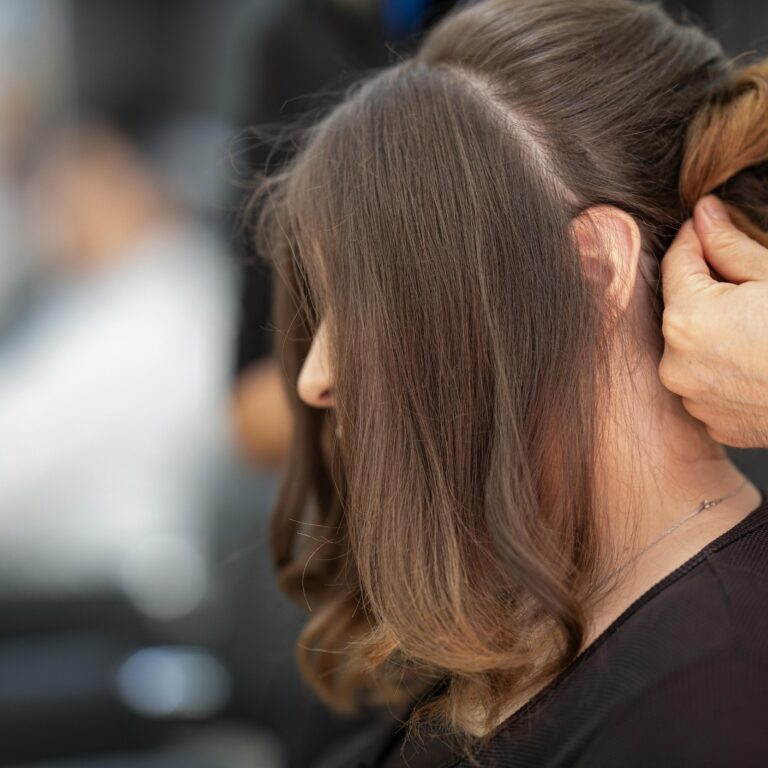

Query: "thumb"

xmin=660 ymin=219 xmax=714 ymax=306
xmin=694 ymin=195 xmax=768 ymax=283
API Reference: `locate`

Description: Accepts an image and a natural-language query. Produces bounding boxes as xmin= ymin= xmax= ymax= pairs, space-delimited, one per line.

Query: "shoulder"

xmin=573 ymin=514 xmax=768 ymax=767
xmin=574 ymin=645 xmax=768 ymax=767
xmin=621 ymin=500 xmax=768 ymax=650
xmin=700 ymin=502 xmax=768 ymax=645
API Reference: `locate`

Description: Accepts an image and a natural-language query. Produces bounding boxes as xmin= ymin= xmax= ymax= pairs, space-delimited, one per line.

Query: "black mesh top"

xmin=315 ymin=487 xmax=768 ymax=768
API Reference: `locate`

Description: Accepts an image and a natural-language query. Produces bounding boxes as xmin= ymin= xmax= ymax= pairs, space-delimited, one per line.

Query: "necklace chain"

xmin=604 ymin=478 xmax=749 ymax=585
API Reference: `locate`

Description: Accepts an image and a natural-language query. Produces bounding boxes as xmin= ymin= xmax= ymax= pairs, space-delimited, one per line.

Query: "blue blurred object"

xmin=116 ymin=646 xmax=231 ymax=720
xmin=379 ymin=0 xmax=431 ymax=37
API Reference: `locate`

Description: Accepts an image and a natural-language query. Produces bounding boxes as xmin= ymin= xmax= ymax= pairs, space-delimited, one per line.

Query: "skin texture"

xmin=659 ymin=195 xmax=768 ymax=449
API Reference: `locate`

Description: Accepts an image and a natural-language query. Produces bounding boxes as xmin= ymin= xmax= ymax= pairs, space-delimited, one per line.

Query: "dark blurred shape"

xmin=0 ymin=596 xmax=159 ymax=763
xmin=664 ymin=0 xmax=768 ymax=55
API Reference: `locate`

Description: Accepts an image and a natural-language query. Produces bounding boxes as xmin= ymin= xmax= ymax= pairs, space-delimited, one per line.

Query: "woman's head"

xmin=250 ymin=0 xmax=768 ymax=745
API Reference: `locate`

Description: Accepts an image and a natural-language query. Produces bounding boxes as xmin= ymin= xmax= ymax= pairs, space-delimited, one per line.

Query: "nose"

xmin=297 ymin=320 xmax=334 ymax=409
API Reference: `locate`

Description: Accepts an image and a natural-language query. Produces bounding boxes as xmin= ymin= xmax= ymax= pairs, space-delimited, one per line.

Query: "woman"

xmin=249 ymin=0 xmax=768 ymax=764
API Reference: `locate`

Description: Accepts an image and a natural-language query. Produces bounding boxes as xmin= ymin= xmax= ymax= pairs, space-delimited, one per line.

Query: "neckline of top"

xmin=488 ymin=484 xmax=768 ymax=733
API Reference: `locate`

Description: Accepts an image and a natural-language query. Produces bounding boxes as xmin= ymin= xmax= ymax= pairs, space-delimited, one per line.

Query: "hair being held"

xmin=247 ymin=0 xmax=768 ymax=756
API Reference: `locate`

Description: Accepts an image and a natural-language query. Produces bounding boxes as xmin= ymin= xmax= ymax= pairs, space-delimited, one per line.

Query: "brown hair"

xmin=248 ymin=0 xmax=768 ymax=751
xmin=682 ymin=58 xmax=768 ymax=247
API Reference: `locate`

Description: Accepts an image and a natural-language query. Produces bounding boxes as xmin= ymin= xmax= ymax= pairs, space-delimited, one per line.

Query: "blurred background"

xmin=0 ymin=1 xmax=765 ymax=767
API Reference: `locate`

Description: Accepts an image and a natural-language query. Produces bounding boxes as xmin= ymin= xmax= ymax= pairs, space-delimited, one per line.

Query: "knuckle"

xmin=658 ymin=354 xmax=686 ymax=393
xmin=661 ymin=306 xmax=686 ymax=345
xmin=730 ymin=420 xmax=766 ymax=450
xmin=706 ymin=424 xmax=741 ymax=448
xmin=661 ymin=303 xmax=706 ymax=353
xmin=680 ymin=394 xmax=702 ymax=418
xmin=704 ymin=425 xmax=725 ymax=444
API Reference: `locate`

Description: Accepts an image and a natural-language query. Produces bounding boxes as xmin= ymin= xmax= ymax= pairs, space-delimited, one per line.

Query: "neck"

xmin=461 ymin=320 xmax=762 ymax=737
xmin=588 ymin=340 xmax=760 ymax=643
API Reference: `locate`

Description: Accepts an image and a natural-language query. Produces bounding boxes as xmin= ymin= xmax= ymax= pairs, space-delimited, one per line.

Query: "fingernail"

xmin=701 ymin=196 xmax=728 ymax=222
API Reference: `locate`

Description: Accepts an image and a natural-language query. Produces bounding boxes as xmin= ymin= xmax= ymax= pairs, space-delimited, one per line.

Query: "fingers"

xmin=679 ymin=395 xmax=756 ymax=449
xmin=660 ymin=219 xmax=714 ymax=308
xmin=693 ymin=196 xmax=768 ymax=283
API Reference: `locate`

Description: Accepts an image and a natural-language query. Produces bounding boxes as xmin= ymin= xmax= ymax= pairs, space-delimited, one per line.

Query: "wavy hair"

xmin=247 ymin=0 xmax=768 ymax=750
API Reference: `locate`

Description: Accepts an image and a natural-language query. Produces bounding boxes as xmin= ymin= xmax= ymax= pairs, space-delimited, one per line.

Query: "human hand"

xmin=659 ymin=195 xmax=768 ymax=448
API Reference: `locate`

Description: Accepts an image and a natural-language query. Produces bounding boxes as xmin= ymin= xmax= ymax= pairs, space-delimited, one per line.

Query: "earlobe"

xmin=570 ymin=205 xmax=642 ymax=316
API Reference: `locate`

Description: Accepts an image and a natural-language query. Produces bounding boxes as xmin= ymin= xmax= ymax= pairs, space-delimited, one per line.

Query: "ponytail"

xmin=681 ymin=59 xmax=768 ymax=247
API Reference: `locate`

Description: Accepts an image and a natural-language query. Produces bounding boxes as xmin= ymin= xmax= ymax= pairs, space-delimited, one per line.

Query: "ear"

xmin=569 ymin=205 xmax=642 ymax=317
